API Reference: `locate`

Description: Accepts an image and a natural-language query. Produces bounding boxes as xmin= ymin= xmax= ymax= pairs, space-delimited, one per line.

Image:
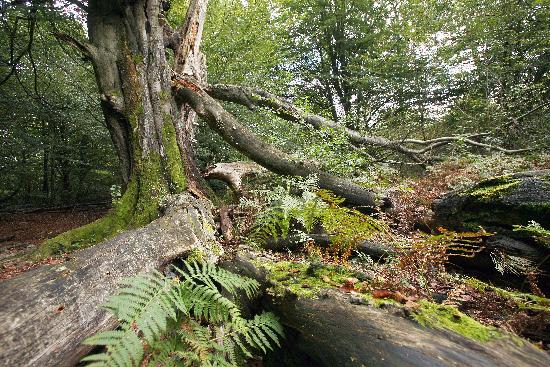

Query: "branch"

xmin=0 ymin=9 xmax=36 ymax=87
xmin=204 ymin=161 xmax=266 ymax=196
xmin=503 ymin=101 xmax=550 ymax=128
xmin=173 ymin=75 xmax=381 ymax=209
xmin=54 ymin=32 xmax=97 ymax=62
xmin=205 ymin=84 xmax=530 ymax=160
xmin=100 ymin=93 xmax=125 ymax=114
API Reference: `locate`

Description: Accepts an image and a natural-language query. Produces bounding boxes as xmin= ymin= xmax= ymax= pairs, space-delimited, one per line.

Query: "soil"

xmin=0 ymin=206 xmax=108 ymax=280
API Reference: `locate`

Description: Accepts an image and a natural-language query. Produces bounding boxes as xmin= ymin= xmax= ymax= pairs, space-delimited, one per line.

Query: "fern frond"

xmin=82 ymin=330 xmax=143 ymax=367
xmin=177 ymin=261 xmax=260 ymax=299
xmin=104 ymin=271 xmax=179 ymax=343
xmin=82 ymin=262 xmax=282 ymax=367
xmin=229 ymin=312 xmax=283 ymax=356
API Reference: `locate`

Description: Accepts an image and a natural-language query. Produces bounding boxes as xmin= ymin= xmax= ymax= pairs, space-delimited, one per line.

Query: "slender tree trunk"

xmin=42 ymin=145 xmax=50 ymax=196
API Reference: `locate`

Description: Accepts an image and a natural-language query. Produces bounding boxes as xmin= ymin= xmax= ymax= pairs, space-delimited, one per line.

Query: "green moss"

xmin=467 ymin=176 xmax=521 ymax=200
xmin=413 ymin=300 xmax=501 ymax=342
xmin=513 ymin=222 xmax=550 ymax=248
xmin=162 ymin=119 xmax=187 ymax=193
xmin=33 ymin=179 xmax=140 ymax=259
xmin=260 ymin=260 xmax=357 ymax=298
xmin=129 ymin=154 xmax=169 ymax=227
xmin=33 ymin=155 xmax=170 ymax=259
xmin=186 ymin=248 xmax=206 ymax=263
xmin=464 ymin=277 xmax=550 ymax=312
xmin=132 ymin=54 xmax=144 ymax=65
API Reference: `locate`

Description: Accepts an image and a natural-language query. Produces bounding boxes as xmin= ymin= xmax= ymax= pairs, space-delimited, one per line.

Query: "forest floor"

xmin=0 ymin=206 xmax=108 ymax=280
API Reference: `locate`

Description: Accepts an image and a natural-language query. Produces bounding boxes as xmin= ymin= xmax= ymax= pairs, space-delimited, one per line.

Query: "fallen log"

xmin=263 ymin=233 xmax=394 ymax=261
xmin=231 ymin=252 xmax=550 ymax=367
xmin=433 ymin=170 xmax=550 ymax=291
xmin=0 ymin=193 xmax=219 ymax=367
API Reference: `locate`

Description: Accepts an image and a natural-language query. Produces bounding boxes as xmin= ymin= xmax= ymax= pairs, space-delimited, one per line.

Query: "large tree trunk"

xmin=35 ymin=0 xmax=203 ymax=257
xmin=87 ymin=0 xmax=187 ymax=210
xmin=0 ymin=194 xmax=219 ymax=367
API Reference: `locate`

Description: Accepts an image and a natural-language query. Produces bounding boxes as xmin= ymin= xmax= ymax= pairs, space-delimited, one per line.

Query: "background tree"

xmin=0 ymin=4 xmax=117 ymax=206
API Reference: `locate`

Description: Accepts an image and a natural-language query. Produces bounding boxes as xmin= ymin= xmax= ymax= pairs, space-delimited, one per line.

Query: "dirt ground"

xmin=0 ymin=206 xmax=108 ymax=280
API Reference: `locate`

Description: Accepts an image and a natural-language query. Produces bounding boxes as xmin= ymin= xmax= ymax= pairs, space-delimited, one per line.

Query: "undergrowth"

xmin=81 ymin=261 xmax=283 ymax=367
xmin=245 ymin=176 xmax=388 ymax=261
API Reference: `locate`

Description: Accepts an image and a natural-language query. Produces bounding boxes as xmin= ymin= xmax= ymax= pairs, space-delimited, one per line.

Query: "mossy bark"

xmin=231 ymin=252 xmax=550 ymax=367
xmin=34 ymin=0 xmax=192 ymax=258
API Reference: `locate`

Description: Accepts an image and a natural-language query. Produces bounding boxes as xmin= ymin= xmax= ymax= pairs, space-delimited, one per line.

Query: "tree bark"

xmin=0 ymin=194 xmax=219 ymax=367
xmin=231 ymin=252 xmax=550 ymax=367
xmin=86 ymin=0 xmax=189 ymax=203
xmin=170 ymin=0 xmax=213 ymax=198
xmin=38 ymin=0 xmax=202 ymax=255
xmin=173 ymin=76 xmax=381 ymax=209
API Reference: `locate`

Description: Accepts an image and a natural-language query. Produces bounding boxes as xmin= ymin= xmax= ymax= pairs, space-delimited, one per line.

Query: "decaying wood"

xmin=0 ymin=194 xmax=219 ymax=367
xmin=263 ymin=233 xmax=394 ymax=261
xmin=173 ymin=76 xmax=381 ymax=209
xmin=204 ymin=161 xmax=266 ymax=196
xmin=205 ymin=83 xmax=529 ymax=162
xmin=219 ymin=205 xmax=235 ymax=243
xmin=231 ymin=252 xmax=550 ymax=367
xmin=172 ymin=0 xmax=213 ymax=199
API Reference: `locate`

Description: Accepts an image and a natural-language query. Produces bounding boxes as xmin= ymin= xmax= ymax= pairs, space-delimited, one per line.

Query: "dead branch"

xmin=204 ymin=161 xmax=266 ymax=196
xmin=173 ymin=75 xmax=381 ymax=209
xmin=205 ymin=84 xmax=530 ymax=161
xmin=54 ymin=32 xmax=97 ymax=62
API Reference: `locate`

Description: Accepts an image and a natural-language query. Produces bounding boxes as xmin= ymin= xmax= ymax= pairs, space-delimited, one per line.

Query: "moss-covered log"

xmin=0 ymin=194 xmax=219 ymax=367
xmin=230 ymin=252 xmax=550 ymax=367
xmin=432 ymin=170 xmax=550 ymax=288
xmin=433 ymin=170 xmax=550 ymax=232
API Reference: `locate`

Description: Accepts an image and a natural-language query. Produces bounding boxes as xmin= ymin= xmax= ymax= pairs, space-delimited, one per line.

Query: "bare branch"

xmin=205 ymin=83 xmax=530 ymax=161
xmin=54 ymin=32 xmax=97 ymax=62
xmin=0 ymin=9 xmax=36 ymax=87
xmin=173 ymin=75 xmax=381 ymax=209
xmin=204 ymin=161 xmax=266 ymax=195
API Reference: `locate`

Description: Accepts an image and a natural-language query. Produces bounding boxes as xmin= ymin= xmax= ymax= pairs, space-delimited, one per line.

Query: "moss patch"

xmin=162 ymin=118 xmax=187 ymax=193
xmin=467 ymin=176 xmax=521 ymax=200
xmin=413 ymin=300 xmax=501 ymax=342
xmin=33 ymin=154 xmax=173 ymax=259
xmin=260 ymin=260 xmax=356 ymax=298
xmin=465 ymin=277 xmax=550 ymax=312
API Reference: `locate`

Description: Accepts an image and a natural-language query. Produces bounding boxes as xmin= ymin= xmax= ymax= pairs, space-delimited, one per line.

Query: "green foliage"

xmin=81 ymin=261 xmax=283 ymax=367
xmin=513 ymin=221 xmax=550 ymax=248
xmin=0 ymin=6 xmax=118 ymax=207
xmin=412 ymin=300 xmax=501 ymax=342
xmin=247 ymin=177 xmax=386 ymax=258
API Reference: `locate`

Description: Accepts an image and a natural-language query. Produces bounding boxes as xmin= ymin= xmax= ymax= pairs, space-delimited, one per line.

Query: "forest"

xmin=0 ymin=0 xmax=549 ymax=366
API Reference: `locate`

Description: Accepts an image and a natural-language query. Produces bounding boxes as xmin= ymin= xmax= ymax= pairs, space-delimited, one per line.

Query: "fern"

xmin=81 ymin=261 xmax=283 ymax=367
xmin=248 ymin=183 xmax=387 ymax=260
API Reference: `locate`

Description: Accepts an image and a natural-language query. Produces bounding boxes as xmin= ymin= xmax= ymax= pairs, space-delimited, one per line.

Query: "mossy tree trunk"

xmin=36 ymin=0 xmax=203 ymax=257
